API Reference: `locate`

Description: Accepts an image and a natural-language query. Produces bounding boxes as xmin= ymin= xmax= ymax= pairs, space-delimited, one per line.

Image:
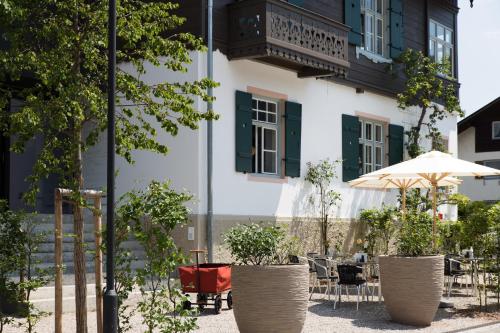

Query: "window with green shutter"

xmin=235 ymin=90 xmax=253 ymax=173
xmin=285 ymin=101 xmax=302 ymax=178
xmin=344 ymin=0 xmax=362 ymax=46
xmin=389 ymin=0 xmax=404 ymax=59
xmin=388 ymin=124 xmax=404 ymax=165
xmin=342 ymin=114 xmax=360 ymax=182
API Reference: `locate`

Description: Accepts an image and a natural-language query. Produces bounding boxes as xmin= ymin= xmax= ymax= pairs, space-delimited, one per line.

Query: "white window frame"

xmin=492 ymin=121 xmax=500 ymax=140
xmin=251 ymin=97 xmax=279 ymax=175
xmin=361 ymin=0 xmax=387 ymax=57
xmin=428 ymin=19 xmax=454 ymax=76
xmin=359 ymin=119 xmax=385 ymax=175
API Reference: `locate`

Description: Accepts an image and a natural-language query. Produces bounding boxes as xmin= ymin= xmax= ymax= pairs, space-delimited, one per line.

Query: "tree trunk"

xmin=73 ymin=129 xmax=88 ymax=333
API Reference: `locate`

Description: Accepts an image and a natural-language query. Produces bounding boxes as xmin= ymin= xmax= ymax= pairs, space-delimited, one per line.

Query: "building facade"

xmin=458 ymin=97 xmax=500 ymax=202
xmin=1 ymin=0 xmax=461 ymax=256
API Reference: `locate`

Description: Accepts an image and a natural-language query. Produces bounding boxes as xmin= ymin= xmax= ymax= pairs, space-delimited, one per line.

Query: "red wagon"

xmin=178 ymin=251 xmax=232 ymax=314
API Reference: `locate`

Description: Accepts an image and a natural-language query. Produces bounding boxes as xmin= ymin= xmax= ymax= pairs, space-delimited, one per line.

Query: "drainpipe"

xmin=207 ymin=0 xmax=214 ymax=262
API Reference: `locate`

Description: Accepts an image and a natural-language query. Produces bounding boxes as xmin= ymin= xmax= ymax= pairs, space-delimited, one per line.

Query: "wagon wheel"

xmin=214 ymin=295 xmax=222 ymax=314
xmin=197 ymin=293 xmax=208 ymax=312
xmin=227 ymin=291 xmax=233 ymax=309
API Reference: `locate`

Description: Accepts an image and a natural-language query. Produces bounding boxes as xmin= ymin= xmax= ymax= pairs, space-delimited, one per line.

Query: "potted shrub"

xmin=379 ymin=211 xmax=444 ymax=326
xmin=224 ymin=224 xmax=308 ymax=333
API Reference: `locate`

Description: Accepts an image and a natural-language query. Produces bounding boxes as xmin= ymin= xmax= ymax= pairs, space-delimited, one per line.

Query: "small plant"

xmin=305 ymin=159 xmax=342 ymax=255
xmin=397 ymin=211 xmax=434 ymax=257
xmin=118 ymin=181 xmax=196 ymax=333
xmin=224 ymin=224 xmax=301 ymax=265
xmin=18 ymin=218 xmax=53 ymax=333
xmin=224 ymin=224 xmax=285 ymax=265
xmin=360 ymin=206 xmax=399 ymax=256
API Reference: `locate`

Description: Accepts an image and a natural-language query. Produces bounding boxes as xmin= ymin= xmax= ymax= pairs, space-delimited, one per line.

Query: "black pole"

xmin=103 ymin=0 xmax=118 ymax=332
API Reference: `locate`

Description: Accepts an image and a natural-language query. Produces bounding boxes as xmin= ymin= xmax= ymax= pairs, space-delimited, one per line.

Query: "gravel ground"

xmin=4 ymin=291 xmax=500 ymax=333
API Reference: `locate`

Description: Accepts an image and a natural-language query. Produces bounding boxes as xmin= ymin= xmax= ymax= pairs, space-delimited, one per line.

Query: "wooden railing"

xmin=228 ymin=0 xmax=350 ymax=77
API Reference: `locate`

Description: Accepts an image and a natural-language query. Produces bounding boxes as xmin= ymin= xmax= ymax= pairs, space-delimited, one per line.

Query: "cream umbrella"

xmin=361 ymin=150 xmax=500 ymax=248
xmin=349 ymin=175 xmax=462 ymax=215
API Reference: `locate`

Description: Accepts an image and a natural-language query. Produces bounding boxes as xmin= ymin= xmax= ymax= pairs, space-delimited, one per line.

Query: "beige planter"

xmin=232 ymin=264 xmax=308 ymax=333
xmin=379 ymin=255 xmax=444 ymax=326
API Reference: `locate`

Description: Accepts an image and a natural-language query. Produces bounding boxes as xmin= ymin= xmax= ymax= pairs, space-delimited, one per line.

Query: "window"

xmin=252 ymin=97 xmax=279 ymax=175
xmin=484 ymin=160 xmax=500 ymax=180
xmin=493 ymin=121 xmax=500 ymax=140
xmin=429 ymin=20 xmax=454 ymax=75
xmin=358 ymin=119 xmax=384 ymax=174
xmin=361 ymin=0 xmax=386 ymax=57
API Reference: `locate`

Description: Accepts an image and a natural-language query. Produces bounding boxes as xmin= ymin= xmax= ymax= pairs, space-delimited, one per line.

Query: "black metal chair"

xmin=445 ymin=256 xmax=469 ymax=297
xmin=335 ymin=264 xmax=370 ymax=310
xmin=309 ymin=258 xmax=338 ymax=301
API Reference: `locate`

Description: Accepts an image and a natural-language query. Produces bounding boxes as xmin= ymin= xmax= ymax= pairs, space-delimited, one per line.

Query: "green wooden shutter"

xmin=288 ymin=0 xmax=304 ymax=6
xmin=388 ymin=124 xmax=404 ymax=165
xmin=344 ymin=0 xmax=362 ymax=46
xmin=342 ymin=114 xmax=360 ymax=182
xmin=235 ymin=90 xmax=253 ymax=173
xmin=285 ymin=101 xmax=302 ymax=178
xmin=389 ymin=0 xmax=404 ymax=59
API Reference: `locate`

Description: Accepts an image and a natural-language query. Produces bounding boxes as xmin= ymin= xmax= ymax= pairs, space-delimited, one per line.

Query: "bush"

xmin=397 ymin=211 xmax=434 ymax=257
xmin=224 ymin=224 xmax=300 ymax=265
xmin=359 ymin=206 xmax=398 ymax=256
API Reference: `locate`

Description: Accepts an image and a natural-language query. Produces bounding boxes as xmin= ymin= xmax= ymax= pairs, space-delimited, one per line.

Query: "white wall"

xmin=208 ymin=51 xmax=458 ymax=219
xmin=82 ymin=53 xmax=207 ymax=214
xmin=82 ymin=50 xmax=459 ymax=220
xmin=458 ymin=127 xmax=500 ymax=201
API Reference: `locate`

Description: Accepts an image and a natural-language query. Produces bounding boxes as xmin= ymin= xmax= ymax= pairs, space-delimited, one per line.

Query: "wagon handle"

xmin=190 ymin=249 xmax=207 ymax=295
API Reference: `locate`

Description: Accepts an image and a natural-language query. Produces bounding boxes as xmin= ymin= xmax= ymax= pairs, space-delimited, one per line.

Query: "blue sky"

xmin=458 ymin=0 xmax=500 ymax=116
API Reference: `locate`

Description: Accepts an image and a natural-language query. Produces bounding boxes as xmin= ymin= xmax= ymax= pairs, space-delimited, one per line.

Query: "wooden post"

xmin=94 ymin=197 xmax=103 ymax=333
xmin=54 ymin=189 xmax=63 ymax=333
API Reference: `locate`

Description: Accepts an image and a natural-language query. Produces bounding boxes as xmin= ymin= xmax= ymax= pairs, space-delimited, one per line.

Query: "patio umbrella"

xmin=361 ymin=150 xmax=500 ymax=248
xmin=348 ymin=175 xmax=462 ymax=215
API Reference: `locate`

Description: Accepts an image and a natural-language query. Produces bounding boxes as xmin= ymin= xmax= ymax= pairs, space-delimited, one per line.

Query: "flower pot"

xmin=379 ymin=255 xmax=444 ymax=326
xmin=232 ymin=264 xmax=309 ymax=333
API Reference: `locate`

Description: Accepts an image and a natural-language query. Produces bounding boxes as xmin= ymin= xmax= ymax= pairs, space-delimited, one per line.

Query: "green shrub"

xmin=397 ymin=211 xmax=434 ymax=257
xmin=224 ymin=224 xmax=297 ymax=265
xmin=359 ymin=206 xmax=398 ymax=256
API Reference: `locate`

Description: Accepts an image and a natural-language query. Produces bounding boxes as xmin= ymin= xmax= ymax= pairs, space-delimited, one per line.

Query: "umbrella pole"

xmin=432 ymin=182 xmax=437 ymax=251
xmin=402 ymin=187 xmax=407 ymax=219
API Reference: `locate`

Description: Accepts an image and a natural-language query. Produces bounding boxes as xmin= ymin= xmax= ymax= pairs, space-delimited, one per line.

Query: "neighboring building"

xmin=1 ymin=0 xmax=461 ymax=257
xmin=458 ymin=97 xmax=500 ymax=202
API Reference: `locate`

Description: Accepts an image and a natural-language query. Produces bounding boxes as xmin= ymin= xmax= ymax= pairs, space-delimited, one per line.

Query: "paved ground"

xmin=4 ymin=291 xmax=500 ymax=332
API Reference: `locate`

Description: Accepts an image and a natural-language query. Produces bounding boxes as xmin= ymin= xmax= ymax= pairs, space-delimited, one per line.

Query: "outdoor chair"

xmin=445 ymin=257 xmax=469 ymax=297
xmin=309 ymin=258 xmax=338 ymax=301
xmin=334 ymin=264 xmax=370 ymax=310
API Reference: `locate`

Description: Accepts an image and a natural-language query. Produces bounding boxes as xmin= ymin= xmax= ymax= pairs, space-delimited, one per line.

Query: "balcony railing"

xmin=228 ymin=0 xmax=350 ymax=78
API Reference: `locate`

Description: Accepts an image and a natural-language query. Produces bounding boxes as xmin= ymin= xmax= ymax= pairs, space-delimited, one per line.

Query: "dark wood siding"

xmin=176 ymin=0 xmax=459 ymax=97
xmin=474 ymin=108 xmax=500 ymax=153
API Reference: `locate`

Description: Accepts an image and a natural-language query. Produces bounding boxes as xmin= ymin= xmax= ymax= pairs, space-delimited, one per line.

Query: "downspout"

xmin=207 ymin=0 xmax=214 ymax=262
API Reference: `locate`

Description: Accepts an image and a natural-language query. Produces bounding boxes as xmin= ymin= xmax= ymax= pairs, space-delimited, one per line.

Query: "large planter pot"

xmin=379 ymin=255 xmax=444 ymax=326
xmin=232 ymin=264 xmax=308 ymax=333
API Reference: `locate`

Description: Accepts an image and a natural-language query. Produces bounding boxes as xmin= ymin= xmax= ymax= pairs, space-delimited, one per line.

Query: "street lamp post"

xmin=103 ymin=0 xmax=118 ymax=332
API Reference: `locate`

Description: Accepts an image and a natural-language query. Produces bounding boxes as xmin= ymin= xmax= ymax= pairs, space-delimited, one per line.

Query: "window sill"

xmin=247 ymin=173 xmax=288 ymax=184
xmin=356 ymin=47 xmax=393 ymax=64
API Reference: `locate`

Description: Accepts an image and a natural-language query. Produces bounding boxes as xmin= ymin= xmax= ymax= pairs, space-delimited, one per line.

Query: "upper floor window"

xmin=358 ymin=119 xmax=384 ymax=174
xmin=252 ymin=97 xmax=279 ymax=175
xmin=493 ymin=121 xmax=500 ymax=140
xmin=361 ymin=0 xmax=387 ymax=57
xmin=429 ymin=20 xmax=453 ymax=75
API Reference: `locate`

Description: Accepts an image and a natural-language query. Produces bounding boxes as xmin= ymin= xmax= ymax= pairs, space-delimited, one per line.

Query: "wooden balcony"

xmin=228 ymin=0 xmax=350 ymax=78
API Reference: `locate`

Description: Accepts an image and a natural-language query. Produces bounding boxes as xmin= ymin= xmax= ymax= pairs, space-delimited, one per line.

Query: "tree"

xmin=305 ymin=159 xmax=342 ymax=255
xmin=0 ymin=2 xmax=217 ymax=332
xmin=396 ymin=49 xmax=463 ymax=158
